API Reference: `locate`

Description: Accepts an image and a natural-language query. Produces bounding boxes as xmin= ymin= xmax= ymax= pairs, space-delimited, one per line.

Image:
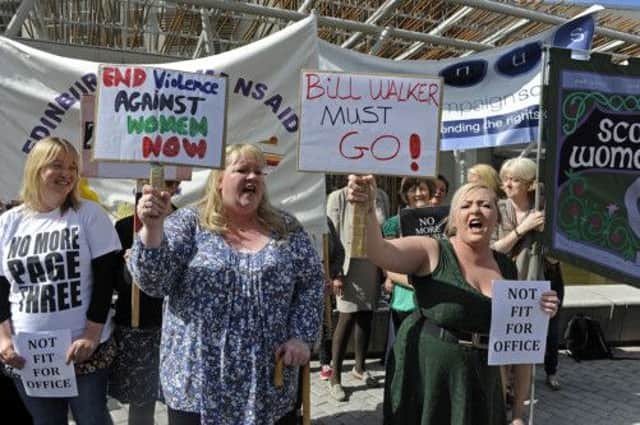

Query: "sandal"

xmin=546 ymin=374 xmax=561 ymax=391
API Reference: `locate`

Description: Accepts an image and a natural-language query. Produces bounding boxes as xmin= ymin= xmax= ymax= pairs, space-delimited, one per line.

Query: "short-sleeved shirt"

xmin=0 ymin=201 xmax=121 ymax=341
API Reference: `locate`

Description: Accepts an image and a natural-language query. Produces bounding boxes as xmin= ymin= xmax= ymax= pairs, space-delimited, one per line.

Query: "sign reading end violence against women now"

xmin=14 ymin=329 xmax=78 ymax=397
xmin=93 ymin=65 xmax=227 ymax=168
xmin=298 ymin=70 xmax=443 ymax=176
xmin=488 ymin=280 xmax=550 ymax=366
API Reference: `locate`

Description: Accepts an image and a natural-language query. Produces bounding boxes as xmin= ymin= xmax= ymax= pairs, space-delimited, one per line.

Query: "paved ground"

xmin=104 ymin=347 xmax=640 ymax=425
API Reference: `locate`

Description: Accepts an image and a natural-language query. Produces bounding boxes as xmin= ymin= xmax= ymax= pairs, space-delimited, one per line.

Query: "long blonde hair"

xmin=444 ymin=182 xmax=500 ymax=237
xmin=19 ymin=137 xmax=81 ymax=214
xmin=197 ymin=144 xmax=288 ymax=236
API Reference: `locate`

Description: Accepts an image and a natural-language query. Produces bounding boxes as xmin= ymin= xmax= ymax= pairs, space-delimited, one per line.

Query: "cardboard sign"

xmin=14 ymin=329 xmax=78 ymax=397
xmin=399 ymin=206 xmax=449 ymax=239
xmin=93 ymin=65 xmax=227 ymax=168
xmin=488 ymin=280 xmax=550 ymax=366
xmin=81 ymin=95 xmax=192 ymax=180
xmin=298 ymin=70 xmax=442 ymax=176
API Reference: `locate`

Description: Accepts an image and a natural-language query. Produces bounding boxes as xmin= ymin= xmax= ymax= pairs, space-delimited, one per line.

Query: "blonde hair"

xmin=19 ymin=137 xmax=81 ymax=214
xmin=197 ymin=144 xmax=288 ymax=236
xmin=499 ymin=157 xmax=537 ymax=191
xmin=467 ymin=163 xmax=502 ymax=195
xmin=444 ymin=182 xmax=500 ymax=237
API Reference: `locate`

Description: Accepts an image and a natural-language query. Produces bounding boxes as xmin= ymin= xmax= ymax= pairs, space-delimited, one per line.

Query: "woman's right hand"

xmin=0 ymin=336 xmax=25 ymax=369
xmin=137 ymin=184 xmax=172 ymax=231
xmin=518 ymin=211 xmax=545 ymax=234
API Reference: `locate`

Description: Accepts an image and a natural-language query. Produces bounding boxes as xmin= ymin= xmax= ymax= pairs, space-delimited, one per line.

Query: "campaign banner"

xmin=14 ymin=329 xmax=78 ymax=397
xmin=543 ymin=47 xmax=640 ymax=286
xmin=318 ymin=7 xmax=599 ymax=151
xmin=94 ymin=65 xmax=226 ymax=168
xmin=488 ymin=280 xmax=550 ymax=366
xmin=0 ymin=16 xmax=327 ymax=236
xmin=299 ymin=70 xmax=442 ymax=176
xmin=81 ymin=95 xmax=192 ymax=180
xmin=399 ymin=205 xmax=449 ymax=239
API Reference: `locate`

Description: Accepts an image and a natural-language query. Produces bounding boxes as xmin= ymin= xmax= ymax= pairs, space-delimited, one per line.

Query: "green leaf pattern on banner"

xmin=558 ymin=170 xmax=640 ymax=260
xmin=562 ymin=91 xmax=640 ymax=135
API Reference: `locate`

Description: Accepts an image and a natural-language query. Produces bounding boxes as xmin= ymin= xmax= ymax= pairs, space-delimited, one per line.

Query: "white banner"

xmin=319 ymin=8 xmax=599 ymax=151
xmin=299 ymin=70 xmax=442 ymax=176
xmin=0 ymin=16 xmax=326 ymax=235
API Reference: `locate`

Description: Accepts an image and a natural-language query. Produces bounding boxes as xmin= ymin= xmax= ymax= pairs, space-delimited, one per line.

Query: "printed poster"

xmin=543 ymin=47 xmax=640 ymax=286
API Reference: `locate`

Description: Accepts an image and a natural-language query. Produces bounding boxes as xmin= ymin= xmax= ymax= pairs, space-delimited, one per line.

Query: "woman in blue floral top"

xmin=128 ymin=144 xmax=324 ymax=425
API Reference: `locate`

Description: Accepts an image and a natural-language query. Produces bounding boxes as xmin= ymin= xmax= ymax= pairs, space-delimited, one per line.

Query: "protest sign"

xmin=14 ymin=329 xmax=78 ymax=397
xmin=81 ymin=95 xmax=192 ymax=180
xmin=298 ymin=70 xmax=442 ymax=176
xmin=543 ymin=47 xmax=640 ymax=286
xmin=93 ymin=65 xmax=227 ymax=168
xmin=318 ymin=8 xmax=598 ymax=151
xmin=488 ymin=280 xmax=550 ymax=365
xmin=399 ymin=206 xmax=449 ymax=239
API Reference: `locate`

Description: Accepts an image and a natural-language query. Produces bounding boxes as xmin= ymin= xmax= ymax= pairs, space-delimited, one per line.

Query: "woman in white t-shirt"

xmin=0 ymin=137 xmax=121 ymax=425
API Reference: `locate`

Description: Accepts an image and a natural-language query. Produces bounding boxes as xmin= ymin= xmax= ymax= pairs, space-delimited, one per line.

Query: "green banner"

xmin=543 ymin=47 xmax=640 ymax=286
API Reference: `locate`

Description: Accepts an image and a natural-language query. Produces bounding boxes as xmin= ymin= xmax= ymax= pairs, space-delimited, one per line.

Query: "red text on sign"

xmin=102 ymin=67 xmax=147 ymax=88
xmin=339 ymin=131 xmax=400 ymax=161
xmin=305 ymin=73 xmax=362 ymax=101
xmin=142 ymin=136 xmax=207 ymax=159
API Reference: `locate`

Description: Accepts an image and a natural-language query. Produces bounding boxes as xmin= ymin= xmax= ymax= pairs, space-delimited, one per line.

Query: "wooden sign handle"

xmin=350 ymin=202 xmax=368 ymax=258
xmin=302 ymin=362 xmax=311 ymax=425
xmin=132 ymin=164 xmax=165 ymax=328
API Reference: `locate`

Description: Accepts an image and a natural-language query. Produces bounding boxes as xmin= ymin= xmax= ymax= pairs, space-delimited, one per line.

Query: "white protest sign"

xmin=14 ymin=329 xmax=78 ymax=397
xmin=93 ymin=65 xmax=227 ymax=168
xmin=298 ymin=70 xmax=442 ymax=176
xmin=81 ymin=95 xmax=192 ymax=180
xmin=488 ymin=280 xmax=550 ymax=365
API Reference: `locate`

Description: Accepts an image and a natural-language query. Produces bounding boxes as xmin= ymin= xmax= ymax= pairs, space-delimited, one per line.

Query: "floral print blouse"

xmin=129 ymin=207 xmax=323 ymax=425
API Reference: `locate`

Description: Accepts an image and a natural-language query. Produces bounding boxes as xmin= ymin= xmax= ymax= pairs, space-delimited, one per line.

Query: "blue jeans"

xmin=14 ymin=368 xmax=113 ymax=425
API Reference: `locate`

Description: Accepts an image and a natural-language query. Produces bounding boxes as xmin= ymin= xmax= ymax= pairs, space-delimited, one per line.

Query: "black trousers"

xmin=544 ymin=313 xmax=560 ymax=376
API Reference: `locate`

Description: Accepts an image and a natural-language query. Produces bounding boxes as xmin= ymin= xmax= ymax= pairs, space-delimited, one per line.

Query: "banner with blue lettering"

xmin=0 ymin=16 xmax=326 ymax=236
xmin=319 ymin=7 xmax=599 ymax=151
xmin=542 ymin=47 xmax=640 ymax=287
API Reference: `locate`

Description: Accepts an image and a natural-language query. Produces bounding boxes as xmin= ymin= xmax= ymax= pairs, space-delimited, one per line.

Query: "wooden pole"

xmin=132 ymin=164 xmax=165 ymax=328
xmin=302 ymin=362 xmax=311 ymax=425
xmin=350 ymin=202 xmax=368 ymax=258
xmin=130 ymin=180 xmax=144 ymax=328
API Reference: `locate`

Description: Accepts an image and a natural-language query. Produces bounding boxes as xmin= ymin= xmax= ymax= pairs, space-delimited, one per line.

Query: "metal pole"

xmin=447 ymin=0 xmax=640 ymax=47
xmin=175 ymin=0 xmax=491 ymax=52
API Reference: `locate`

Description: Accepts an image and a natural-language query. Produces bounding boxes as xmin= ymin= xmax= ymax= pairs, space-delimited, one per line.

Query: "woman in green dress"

xmin=347 ymin=176 xmax=560 ymax=425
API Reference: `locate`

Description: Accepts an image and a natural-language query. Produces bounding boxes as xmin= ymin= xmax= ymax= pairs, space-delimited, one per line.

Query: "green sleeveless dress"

xmin=383 ymin=239 xmax=517 ymax=425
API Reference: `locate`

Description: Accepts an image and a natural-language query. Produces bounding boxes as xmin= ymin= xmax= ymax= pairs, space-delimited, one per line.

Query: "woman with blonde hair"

xmin=492 ymin=156 xmax=547 ymax=425
xmin=346 ymin=175 xmax=559 ymax=425
xmin=467 ymin=163 xmax=504 ymax=198
xmin=0 ymin=136 xmax=121 ymax=425
xmin=128 ymin=143 xmax=324 ymax=425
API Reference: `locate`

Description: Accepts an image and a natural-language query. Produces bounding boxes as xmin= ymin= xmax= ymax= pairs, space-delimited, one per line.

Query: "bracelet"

xmin=513 ymin=227 xmax=522 ymax=238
